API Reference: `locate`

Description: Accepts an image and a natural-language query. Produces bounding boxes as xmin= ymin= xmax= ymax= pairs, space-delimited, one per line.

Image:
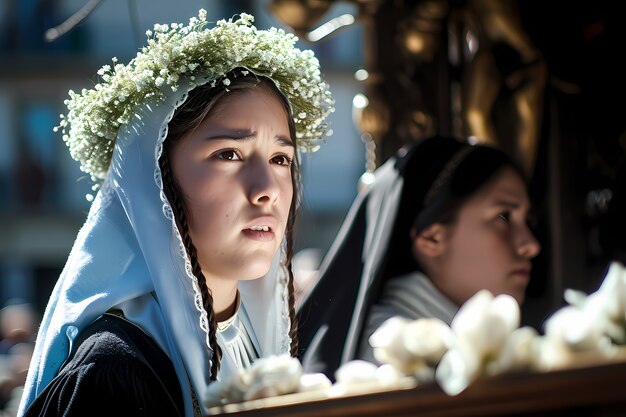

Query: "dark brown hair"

xmin=159 ymin=70 xmax=300 ymax=380
xmin=385 ymin=135 xmax=526 ymax=279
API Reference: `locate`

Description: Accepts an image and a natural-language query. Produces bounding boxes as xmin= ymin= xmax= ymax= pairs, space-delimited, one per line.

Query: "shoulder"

xmin=24 ymin=314 xmax=184 ymax=417
xmin=67 ymin=313 xmax=166 ymax=369
xmin=379 ymin=271 xmax=458 ymax=324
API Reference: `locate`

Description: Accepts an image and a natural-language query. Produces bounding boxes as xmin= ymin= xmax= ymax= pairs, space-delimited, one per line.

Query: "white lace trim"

xmin=217 ymin=291 xmax=240 ymax=333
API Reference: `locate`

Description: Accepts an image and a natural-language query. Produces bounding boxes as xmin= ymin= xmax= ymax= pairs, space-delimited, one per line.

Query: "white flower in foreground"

xmin=451 ymin=290 xmax=520 ymax=357
xmin=535 ymin=309 xmax=584 ymax=371
xmin=204 ymin=369 xmax=247 ymax=407
xmin=370 ymin=316 xmax=452 ymax=380
xmin=485 ymin=326 xmax=538 ymax=376
xmin=537 ymin=306 xmax=609 ymax=370
xmin=355 ymin=262 xmax=626 ymax=397
xmin=203 ymin=354 xmax=303 ymax=407
xmin=331 ymin=360 xmax=403 ymax=396
xmin=335 ymin=360 xmax=379 ymax=385
xmin=564 ymin=262 xmax=626 ymax=346
xmin=370 ymin=317 xmax=418 ymax=373
xmin=434 ymin=337 xmax=480 ymax=396
xmin=404 ymin=318 xmax=454 ymax=367
xmin=298 ymin=373 xmax=332 ymax=392
xmin=538 ymin=262 xmax=626 ymax=370
xmin=436 ymin=290 xmax=521 ymax=395
xmin=589 ymin=262 xmax=626 ymax=321
xmin=243 ymin=354 xmax=303 ymax=401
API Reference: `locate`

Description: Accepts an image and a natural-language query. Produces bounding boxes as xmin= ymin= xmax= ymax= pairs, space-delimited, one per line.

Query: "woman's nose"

xmin=247 ymin=159 xmax=280 ymax=205
xmin=517 ymin=225 xmax=541 ymax=259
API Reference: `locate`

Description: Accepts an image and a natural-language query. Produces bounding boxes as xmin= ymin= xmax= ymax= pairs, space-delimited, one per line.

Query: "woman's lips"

xmin=510 ymin=268 xmax=531 ymax=283
xmin=242 ymin=216 xmax=278 ymax=242
xmin=242 ymin=228 xmax=275 ymax=241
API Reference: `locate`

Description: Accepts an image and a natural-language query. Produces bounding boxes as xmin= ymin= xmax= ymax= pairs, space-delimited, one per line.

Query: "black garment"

xmin=297 ymin=150 xmax=403 ymax=379
xmin=24 ymin=314 xmax=184 ymax=417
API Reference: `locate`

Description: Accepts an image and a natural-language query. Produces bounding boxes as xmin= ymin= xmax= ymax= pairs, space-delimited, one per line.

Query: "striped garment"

xmin=358 ymin=271 xmax=458 ymax=364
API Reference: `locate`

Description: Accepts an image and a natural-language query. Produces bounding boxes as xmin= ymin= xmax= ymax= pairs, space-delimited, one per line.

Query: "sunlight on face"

xmin=170 ymin=85 xmax=294 ymax=284
xmin=434 ymin=167 xmax=541 ymax=306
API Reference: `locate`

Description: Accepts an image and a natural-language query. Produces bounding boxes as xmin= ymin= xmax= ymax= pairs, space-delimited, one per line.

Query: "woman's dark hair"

xmin=384 ymin=135 xmax=526 ymax=279
xmin=159 ymin=70 xmax=300 ymax=380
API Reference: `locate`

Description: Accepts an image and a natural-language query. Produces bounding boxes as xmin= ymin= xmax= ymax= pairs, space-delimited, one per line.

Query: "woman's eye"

xmin=498 ymin=212 xmax=511 ymax=223
xmin=271 ymin=155 xmax=293 ymax=166
xmin=215 ymin=149 xmax=241 ymax=161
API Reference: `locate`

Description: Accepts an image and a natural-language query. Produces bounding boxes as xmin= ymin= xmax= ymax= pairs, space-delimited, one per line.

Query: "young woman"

xmin=297 ymin=135 xmax=540 ymax=376
xmin=19 ymin=11 xmax=333 ymax=417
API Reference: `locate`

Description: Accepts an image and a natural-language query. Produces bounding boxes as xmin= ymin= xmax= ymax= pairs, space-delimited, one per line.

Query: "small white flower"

xmin=370 ymin=317 xmax=416 ymax=373
xmin=537 ymin=262 xmax=626 ymax=372
xmin=204 ymin=354 xmax=304 ymax=407
xmin=436 ymin=290 xmax=521 ymax=395
xmin=403 ymin=318 xmax=453 ymax=367
xmin=451 ymin=290 xmax=520 ymax=358
xmin=243 ymin=354 xmax=302 ymax=401
xmin=298 ymin=373 xmax=331 ymax=392
xmin=486 ymin=326 xmax=538 ymax=376
xmin=335 ymin=360 xmax=378 ymax=386
xmin=331 ymin=361 xmax=404 ymax=397
xmin=435 ymin=338 xmax=480 ymax=396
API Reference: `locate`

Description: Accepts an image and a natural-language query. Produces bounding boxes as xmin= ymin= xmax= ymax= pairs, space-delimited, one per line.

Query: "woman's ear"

xmin=411 ymin=224 xmax=448 ymax=259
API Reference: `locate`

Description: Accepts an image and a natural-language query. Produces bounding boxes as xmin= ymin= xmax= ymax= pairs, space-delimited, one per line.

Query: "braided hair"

xmin=159 ymin=71 xmax=300 ymax=379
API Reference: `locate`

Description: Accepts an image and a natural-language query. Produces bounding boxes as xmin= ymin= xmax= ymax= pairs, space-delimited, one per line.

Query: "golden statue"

xmin=457 ymin=0 xmax=547 ymax=176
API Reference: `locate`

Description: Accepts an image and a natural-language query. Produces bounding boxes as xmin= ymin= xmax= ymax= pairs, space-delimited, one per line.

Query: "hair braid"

xmin=286 ymin=180 xmax=299 ymax=357
xmin=159 ymin=151 xmax=223 ymax=380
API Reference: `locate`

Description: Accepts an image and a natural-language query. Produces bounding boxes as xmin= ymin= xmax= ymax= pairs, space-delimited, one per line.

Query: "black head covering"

xmin=297 ymin=135 xmax=521 ymax=379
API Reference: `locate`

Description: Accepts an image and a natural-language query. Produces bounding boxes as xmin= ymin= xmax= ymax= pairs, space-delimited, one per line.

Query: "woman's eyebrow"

xmin=492 ymin=199 xmax=533 ymax=212
xmin=204 ymin=130 xmax=295 ymax=148
xmin=204 ymin=129 xmax=256 ymax=141
xmin=493 ymin=199 xmax=519 ymax=208
xmin=275 ymin=135 xmax=295 ymax=148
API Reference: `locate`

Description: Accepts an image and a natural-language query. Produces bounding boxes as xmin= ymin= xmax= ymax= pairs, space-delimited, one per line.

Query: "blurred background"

xmin=0 ymin=3 xmax=625 ymax=410
xmin=0 ymin=0 xmax=367 ymax=314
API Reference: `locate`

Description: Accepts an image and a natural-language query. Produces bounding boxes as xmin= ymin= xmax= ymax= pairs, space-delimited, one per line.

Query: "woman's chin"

xmin=238 ymin=261 xmax=275 ymax=281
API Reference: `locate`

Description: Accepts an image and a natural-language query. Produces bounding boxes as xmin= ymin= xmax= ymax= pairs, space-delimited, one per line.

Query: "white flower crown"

xmin=55 ymin=10 xmax=335 ymax=182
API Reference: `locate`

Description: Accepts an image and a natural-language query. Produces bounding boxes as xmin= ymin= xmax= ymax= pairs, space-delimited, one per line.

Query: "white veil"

xmin=19 ymin=81 xmax=292 ymax=417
